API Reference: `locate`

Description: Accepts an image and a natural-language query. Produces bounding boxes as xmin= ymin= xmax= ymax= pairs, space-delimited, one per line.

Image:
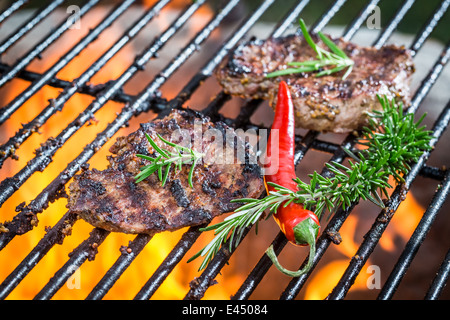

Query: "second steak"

xmin=216 ymin=34 xmax=414 ymax=133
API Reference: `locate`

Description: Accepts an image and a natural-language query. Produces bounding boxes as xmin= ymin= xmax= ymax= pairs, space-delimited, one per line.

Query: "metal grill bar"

xmin=85 ymin=0 xmax=278 ymax=300
xmin=341 ymin=0 xmax=381 ymax=42
xmin=83 ymin=232 xmax=153 ymax=300
xmin=13 ymin=0 xmax=339 ymax=300
xmin=378 ymin=168 xmax=450 ymax=300
xmin=270 ymin=0 xmax=311 ymax=39
xmin=185 ymin=227 xmax=253 ymax=300
xmin=373 ymin=0 xmax=416 ymax=49
xmin=232 ymin=232 xmax=287 ymax=300
xmin=232 ymin=0 xmax=387 ymax=300
xmin=419 ymin=165 xmax=447 ymax=181
xmin=0 ymin=0 xmax=28 ymax=25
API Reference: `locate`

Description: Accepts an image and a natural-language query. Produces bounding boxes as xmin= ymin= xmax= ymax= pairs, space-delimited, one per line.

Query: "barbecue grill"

xmin=0 ymin=0 xmax=449 ymax=301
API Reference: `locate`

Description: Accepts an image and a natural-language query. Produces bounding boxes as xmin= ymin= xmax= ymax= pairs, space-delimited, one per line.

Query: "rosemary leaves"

xmin=266 ymin=19 xmax=354 ymax=79
xmin=134 ymin=133 xmax=204 ymax=188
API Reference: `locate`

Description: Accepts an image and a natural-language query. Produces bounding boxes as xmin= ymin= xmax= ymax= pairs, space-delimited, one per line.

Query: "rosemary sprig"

xmin=266 ymin=19 xmax=354 ymax=79
xmin=134 ymin=133 xmax=204 ymax=188
xmin=189 ymin=95 xmax=432 ymax=271
xmin=187 ymin=193 xmax=291 ymax=270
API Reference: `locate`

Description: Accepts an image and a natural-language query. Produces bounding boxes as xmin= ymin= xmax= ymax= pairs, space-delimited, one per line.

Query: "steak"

xmin=67 ymin=109 xmax=264 ymax=235
xmin=216 ymin=34 xmax=414 ymax=133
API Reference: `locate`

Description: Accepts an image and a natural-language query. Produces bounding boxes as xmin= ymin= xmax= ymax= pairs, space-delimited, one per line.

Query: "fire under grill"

xmin=0 ymin=0 xmax=449 ymax=300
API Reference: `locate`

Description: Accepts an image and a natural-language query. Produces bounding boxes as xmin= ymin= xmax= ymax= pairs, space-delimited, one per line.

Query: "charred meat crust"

xmin=216 ymin=34 xmax=415 ymax=133
xmin=67 ymin=109 xmax=264 ymax=235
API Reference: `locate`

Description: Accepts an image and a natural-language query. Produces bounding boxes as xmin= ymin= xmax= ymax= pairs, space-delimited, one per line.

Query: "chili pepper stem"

xmin=266 ymin=217 xmax=318 ymax=277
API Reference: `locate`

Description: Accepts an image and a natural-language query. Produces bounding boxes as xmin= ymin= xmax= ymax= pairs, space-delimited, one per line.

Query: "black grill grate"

xmin=0 ymin=0 xmax=449 ymax=300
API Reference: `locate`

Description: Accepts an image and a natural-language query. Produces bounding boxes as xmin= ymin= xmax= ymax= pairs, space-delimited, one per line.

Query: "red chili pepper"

xmin=264 ymin=81 xmax=320 ymax=277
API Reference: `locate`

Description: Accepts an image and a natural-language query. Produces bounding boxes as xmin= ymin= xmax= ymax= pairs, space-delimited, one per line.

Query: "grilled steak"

xmin=67 ymin=109 xmax=264 ymax=235
xmin=216 ymin=34 xmax=414 ymax=133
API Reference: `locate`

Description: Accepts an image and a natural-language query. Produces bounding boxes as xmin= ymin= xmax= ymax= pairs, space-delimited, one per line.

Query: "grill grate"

xmin=0 ymin=0 xmax=449 ymax=300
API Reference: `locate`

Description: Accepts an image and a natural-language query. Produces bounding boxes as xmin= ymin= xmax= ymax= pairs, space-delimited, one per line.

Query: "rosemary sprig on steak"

xmin=190 ymin=95 xmax=432 ymax=271
xmin=67 ymin=110 xmax=264 ymax=236
xmin=266 ymin=19 xmax=354 ymax=79
xmin=134 ymin=133 xmax=204 ymax=188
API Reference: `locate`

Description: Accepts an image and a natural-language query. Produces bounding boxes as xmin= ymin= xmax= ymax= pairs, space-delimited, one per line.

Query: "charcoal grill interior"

xmin=0 ymin=0 xmax=449 ymax=300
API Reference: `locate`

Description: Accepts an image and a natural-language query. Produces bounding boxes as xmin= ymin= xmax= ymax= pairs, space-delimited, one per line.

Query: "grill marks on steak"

xmin=67 ymin=110 xmax=264 ymax=235
xmin=216 ymin=34 xmax=415 ymax=133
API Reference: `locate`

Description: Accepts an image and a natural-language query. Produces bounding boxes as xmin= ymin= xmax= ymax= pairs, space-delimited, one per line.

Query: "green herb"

xmin=187 ymin=193 xmax=290 ymax=270
xmin=134 ymin=133 xmax=204 ymax=188
xmin=189 ymin=95 xmax=432 ymax=271
xmin=266 ymin=19 xmax=354 ymax=79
